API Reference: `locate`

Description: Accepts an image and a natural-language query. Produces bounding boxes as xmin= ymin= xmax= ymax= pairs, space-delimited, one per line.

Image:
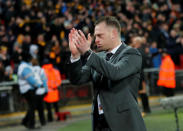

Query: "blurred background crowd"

xmin=0 ymin=0 xmax=183 ymax=82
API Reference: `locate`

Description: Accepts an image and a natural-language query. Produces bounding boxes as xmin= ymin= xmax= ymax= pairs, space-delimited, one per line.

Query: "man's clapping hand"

xmin=69 ymin=28 xmax=92 ymax=56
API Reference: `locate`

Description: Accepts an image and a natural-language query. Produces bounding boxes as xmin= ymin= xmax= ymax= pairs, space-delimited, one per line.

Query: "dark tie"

xmin=98 ymin=52 xmax=113 ymax=87
xmin=100 ymin=52 xmax=113 ymax=88
xmin=105 ymin=53 xmax=113 ymax=61
xmin=95 ymin=52 xmax=113 ymax=112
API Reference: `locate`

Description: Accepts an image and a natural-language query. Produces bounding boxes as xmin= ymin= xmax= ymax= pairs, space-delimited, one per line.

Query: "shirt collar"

xmin=110 ymin=43 xmax=122 ymax=54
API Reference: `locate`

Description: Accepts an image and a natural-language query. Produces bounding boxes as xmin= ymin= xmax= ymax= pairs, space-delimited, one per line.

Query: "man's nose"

xmin=95 ymin=38 xmax=99 ymax=44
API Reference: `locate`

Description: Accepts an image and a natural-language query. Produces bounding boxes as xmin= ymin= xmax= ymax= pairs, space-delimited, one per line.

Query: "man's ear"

xmin=111 ymin=29 xmax=118 ymax=40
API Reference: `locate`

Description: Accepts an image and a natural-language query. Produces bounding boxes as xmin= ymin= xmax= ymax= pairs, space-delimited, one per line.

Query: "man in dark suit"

xmin=68 ymin=16 xmax=146 ymax=131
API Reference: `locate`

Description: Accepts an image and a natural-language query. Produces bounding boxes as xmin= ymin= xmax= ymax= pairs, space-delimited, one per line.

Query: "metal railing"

xmin=1 ymin=68 xmax=183 ymax=113
xmin=0 ymin=80 xmax=93 ymax=113
xmin=144 ymin=68 xmax=183 ymax=95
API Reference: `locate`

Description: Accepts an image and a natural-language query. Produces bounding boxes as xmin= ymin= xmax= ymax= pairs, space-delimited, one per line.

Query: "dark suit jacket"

xmin=68 ymin=43 xmax=147 ymax=131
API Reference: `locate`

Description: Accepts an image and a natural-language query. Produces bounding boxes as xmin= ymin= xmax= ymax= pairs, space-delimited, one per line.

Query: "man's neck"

xmin=109 ymin=41 xmax=122 ymax=54
xmin=108 ymin=40 xmax=122 ymax=52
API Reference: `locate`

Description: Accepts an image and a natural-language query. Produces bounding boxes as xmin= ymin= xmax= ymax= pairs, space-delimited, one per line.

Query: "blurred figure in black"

xmin=132 ymin=36 xmax=151 ymax=115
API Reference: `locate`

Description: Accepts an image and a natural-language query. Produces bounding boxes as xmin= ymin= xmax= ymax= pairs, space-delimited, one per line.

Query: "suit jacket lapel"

xmin=111 ymin=42 xmax=127 ymax=62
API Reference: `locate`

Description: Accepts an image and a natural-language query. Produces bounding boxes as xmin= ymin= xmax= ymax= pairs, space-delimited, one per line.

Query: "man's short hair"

xmin=95 ymin=16 xmax=121 ymax=36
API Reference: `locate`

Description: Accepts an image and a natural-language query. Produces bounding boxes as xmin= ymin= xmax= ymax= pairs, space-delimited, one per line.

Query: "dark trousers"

xmin=139 ymin=93 xmax=151 ymax=113
xmin=45 ymin=102 xmax=59 ymax=121
xmin=94 ymin=114 xmax=111 ymax=131
xmin=35 ymin=95 xmax=46 ymax=125
xmin=162 ymin=87 xmax=174 ymax=97
xmin=93 ymin=103 xmax=111 ymax=131
xmin=22 ymin=90 xmax=36 ymax=128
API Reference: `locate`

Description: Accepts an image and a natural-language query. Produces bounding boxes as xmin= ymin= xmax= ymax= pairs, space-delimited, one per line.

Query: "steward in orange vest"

xmin=42 ymin=63 xmax=62 ymax=121
xmin=157 ymin=50 xmax=176 ymax=97
xmin=43 ymin=64 xmax=62 ymax=102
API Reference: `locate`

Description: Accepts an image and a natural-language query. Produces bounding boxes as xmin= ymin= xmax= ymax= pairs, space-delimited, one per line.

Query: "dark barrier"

xmin=0 ymin=86 xmax=13 ymax=112
xmin=144 ymin=68 xmax=183 ymax=95
xmin=0 ymin=80 xmax=93 ymax=114
xmin=0 ymin=82 xmax=26 ymax=113
xmin=59 ymin=81 xmax=93 ymax=106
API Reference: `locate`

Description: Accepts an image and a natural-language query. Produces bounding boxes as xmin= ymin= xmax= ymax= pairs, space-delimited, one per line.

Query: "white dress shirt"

xmin=97 ymin=43 xmax=122 ymax=114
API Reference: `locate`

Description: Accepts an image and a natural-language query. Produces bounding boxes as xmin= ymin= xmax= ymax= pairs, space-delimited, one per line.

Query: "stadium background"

xmin=1 ymin=0 xmax=183 ymax=130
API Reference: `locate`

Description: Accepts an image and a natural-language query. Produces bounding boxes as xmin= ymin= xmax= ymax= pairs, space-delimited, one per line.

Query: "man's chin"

xmin=95 ymin=47 xmax=104 ymax=52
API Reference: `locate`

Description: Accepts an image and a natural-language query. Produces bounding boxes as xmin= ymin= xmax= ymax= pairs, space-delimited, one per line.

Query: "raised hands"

xmin=69 ymin=28 xmax=92 ymax=58
xmin=69 ymin=28 xmax=80 ymax=59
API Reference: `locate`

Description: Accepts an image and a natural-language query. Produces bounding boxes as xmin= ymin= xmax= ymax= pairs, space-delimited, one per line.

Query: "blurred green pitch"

xmin=59 ymin=109 xmax=183 ymax=131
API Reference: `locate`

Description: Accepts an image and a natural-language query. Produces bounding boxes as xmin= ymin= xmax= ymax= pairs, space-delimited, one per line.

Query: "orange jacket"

xmin=42 ymin=64 xmax=62 ymax=103
xmin=157 ymin=55 xmax=176 ymax=88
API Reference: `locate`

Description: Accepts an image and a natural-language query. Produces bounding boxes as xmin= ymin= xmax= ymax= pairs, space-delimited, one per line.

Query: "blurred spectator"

xmin=17 ymin=52 xmax=42 ymax=129
xmin=36 ymin=34 xmax=46 ymax=61
xmin=4 ymin=65 xmax=13 ymax=81
xmin=149 ymin=41 xmax=162 ymax=68
xmin=166 ymin=29 xmax=179 ymax=64
xmin=157 ymin=49 xmax=176 ymax=97
xmin=0 ymin=58 xmax=5 ymax=82
xmin=0 ymin=0 xmax=183 ymax=79
xmin=22 ymin=35 xmax=32 ymax=54
xmin=29 ymin=44 xmax=39 ymax=59
xmin=31 ymin=58 xmax=48 ymax=126
xmin=0 ymin=46 xmax=10 ymax=67
xmin=60 ymin=39 xmax=70 ymax=76
xmin=158 ymin=22 xmax=169 ymax=49
xmin=49 ymin=40 xmax=61 ymax=68
xmin=12 ymin=35 xmax=24 ymax=73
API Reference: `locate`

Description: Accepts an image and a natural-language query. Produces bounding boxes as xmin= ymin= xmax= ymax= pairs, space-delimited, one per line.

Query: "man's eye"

xmin=98 ymin=35 xmax=103 ymax=38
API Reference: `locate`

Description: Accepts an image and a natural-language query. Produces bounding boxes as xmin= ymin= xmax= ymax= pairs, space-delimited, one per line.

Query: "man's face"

xmin=94 ymin=22 xmax=113 ymax=52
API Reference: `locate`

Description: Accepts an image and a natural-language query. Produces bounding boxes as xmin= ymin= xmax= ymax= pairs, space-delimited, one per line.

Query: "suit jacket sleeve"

xmin=68 ymin=59 xmax=91 ymax=85
xmin=86 ymin=48 xmax=142 ymax=81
